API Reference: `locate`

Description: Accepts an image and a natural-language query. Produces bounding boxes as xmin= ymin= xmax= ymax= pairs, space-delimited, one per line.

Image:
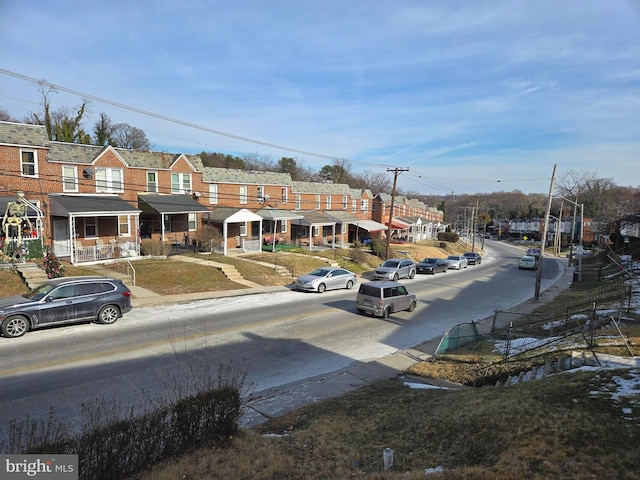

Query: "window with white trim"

xmin=239 ymin=222 xmax=247 ymax=236
xmin=315 ymin=195 xmax=321 ymax=210
xmin=313 ymin=225 xmax=320 ymax=236
xmin=20 ymin=150 xmax=37 ymax=177
xmin=239 ymin=185 xmax=248 ymax=204
xmin=118 ymin=215 xmax=130 ymax=236
xmin=95 ymin=168 xmax=123 ymax=193
xmin=171 ymin=173 xmax=191 ymax=194
xmin=361 ymin=200 xmax=369 ymax=212
xmin=147 ymin=171 xmax=158 ymax=193
xmin=188 ymin=213 xmax=197 ymax=231
xmin=343 ymin=195 xmax=348 ymax=209
xmin=257 ymin=186 xmax=265 ymax=201
xmin=296 ymin=195 xmax=302 ymax=210
xmin=326 ymin=196 xmax=332 ymax=210
xmin=281 ymin=187 xmax=288 ymax=203
xmin=352 ymin=200 xmax=357 ymax=213
xmin=281 ymin=220 xmax=288 ymax=233
xmin=62 ymin=165 xmax=78 ymax=192
xmin=342 ymin=223 xmax=347 ymax=234
xmin=209 ymin=184 xmax=218 ymax=204
xmin=84 ymin=217 xmax=97 ymax=237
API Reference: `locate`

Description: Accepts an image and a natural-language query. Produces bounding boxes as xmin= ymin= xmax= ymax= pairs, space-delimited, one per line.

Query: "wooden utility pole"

xmin=385 ymin=167 xmax=409 ymax=260
xmin=535 ymin=164 xmax=557 ymax=300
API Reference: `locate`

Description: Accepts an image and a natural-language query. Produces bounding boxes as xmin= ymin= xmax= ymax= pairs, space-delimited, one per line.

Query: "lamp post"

xmin=557 ymin=196 xmax=584 ymax=282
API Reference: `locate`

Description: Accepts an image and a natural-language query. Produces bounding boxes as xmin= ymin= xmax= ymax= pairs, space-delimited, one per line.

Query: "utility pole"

xmin=385 ymin=167 xmax=409 ymax=260
xmin=535 ymin=164 xmax=557 ymax=300
xmin=471 ymin=197 xmax=479 ymax=252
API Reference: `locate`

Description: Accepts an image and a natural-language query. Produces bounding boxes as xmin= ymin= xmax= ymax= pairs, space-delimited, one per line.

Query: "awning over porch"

xmin=48 ymin=194 xmax=140 ymax=216
xmin=354 ymin=219 xmax=387 ymax=232
xmin=290 ymin=211 xmax=336 ymax=227
xmin=255 ymin=207 xmax=304 ymax=222
xmin=206 ymin=207 xmax=263 ymax=256
xmin=137 ymin=194 xmax=210 ymax=214
xmin=324 ymin=211 xmax=361 ymax=225
xmin=386 ymin=217 xmax=411 ymax=229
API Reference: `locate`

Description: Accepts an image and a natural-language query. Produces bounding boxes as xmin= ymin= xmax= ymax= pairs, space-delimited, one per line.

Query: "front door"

xmin=52 ymin=219 xmax=71 ymax=257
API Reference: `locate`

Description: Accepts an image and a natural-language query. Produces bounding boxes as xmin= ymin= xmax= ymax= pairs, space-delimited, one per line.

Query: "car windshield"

xmin=447 ymin=256 xmax=460 ymax=260
xmin=308 ymin=268 xmax=331 ymax=277
xmin=422 ymin=258 xmax=437 ymax=264
xmin=24 ymin=283 xmax=55 ymax=301
xmin=381 ymin=260 xmax=399 ymax=268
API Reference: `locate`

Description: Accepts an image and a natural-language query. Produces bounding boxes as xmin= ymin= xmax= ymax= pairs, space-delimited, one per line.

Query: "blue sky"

xmin=1 ymin=1 xmax=639 ymax=195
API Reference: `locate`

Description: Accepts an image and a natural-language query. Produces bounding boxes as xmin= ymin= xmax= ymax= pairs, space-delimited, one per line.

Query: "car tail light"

xmin=122 ymin=291 xmax=131 ymax=297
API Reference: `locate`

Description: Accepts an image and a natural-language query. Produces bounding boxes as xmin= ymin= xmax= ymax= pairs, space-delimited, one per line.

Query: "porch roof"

xmin=290 ymin=211 xmax=336 ymax=227
xmin=354 ymin=219 xmax=388 ymax=232
xmin=137 ymin=194 xmax=210 ymax=214
xmin=207 ymin=207 xmax=263 ymax=223
xmin=0 ymin=196 xmax=43 ymax=217
xmin=324 ymin=211 xmax=361 ymax=224
xmin=386 ymin=217 xmax=411 ymax=229
xmin=255 ymin=207 xmax=304 ymax=221
xmin=48 ymin=194 xmax=140 ymax=217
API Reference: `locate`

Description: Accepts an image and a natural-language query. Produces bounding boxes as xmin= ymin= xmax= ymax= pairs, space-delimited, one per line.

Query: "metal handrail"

xmin=126 ymin=260 xmax=136 ymax=286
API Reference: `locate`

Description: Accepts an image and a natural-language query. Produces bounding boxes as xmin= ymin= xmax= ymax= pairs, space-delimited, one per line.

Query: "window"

xmin=343 ymin=195 xmax=348 ymax=209
xmin=361 ymin=200 xmax=369 ymax=212
xmin=296 ymin=195 xmax=302 ymax=210
xmin=147 ymin=171 xmax=158 ymax=193
xmin=209 ymin=184 xmax=218 ymax=204
xmin=239 ymin=222 xmax=247 ymax=236
xmin=326 ymin=196 xmax=332 ymax=210
xmin=313 ymin=225 xmax=320 ymax=236
xmin=352 ymin=200 xmax=357 ymax=213
xmin=315 ymin=195 xmax=321 ymax=210
xmin=281 ymin=187 xmax=288 ymax=203
xmin=281 ymin=220 xmax=288 ymax=233
xmin=21 ymin=150 xmax=37 ymax=176
xmin=164 ymin=216 xmax=172 ymax=232
xmin=62 ymin=166 xmax=78 ymax=192
xmin=257 ymin=186 xmax=265 ymax=200
xmin=239 ymin=185 xmax=248 ymax=204
xmin=342 ymin=223 xmax=347 ymax=234
xmin=188 ymin=213 xmax=197 ymax=231
xmin=118 ymin=215 xmax=130 ymax=236
xmin=171 ymin=173 xmax=191 ymax=194
xmin=96 ymin=168 xmax=123 ymax=193
xmin=84 ymin=217 xmax=97 ymax=237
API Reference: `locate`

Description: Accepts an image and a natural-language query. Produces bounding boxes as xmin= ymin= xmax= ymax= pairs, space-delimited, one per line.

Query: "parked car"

xmin=295 ymin=267 xmax=357 ymax=293
xmin=416 ymin=257 xmax=448 ymax=274
xmin=526 ymin=248 xmax=541 ymax=259
xmin=0 ymin=276 xmax=132 ymax=338
xmin=372 ymin=259 xmax=416 ymax=281
xmin=518 ymin=255 xmax=537 ymax=270
xmin=445 ymin=255 xmax=468 ymax=270
xmin=355 ymin=281 xmax=417 ymax=318
xmin=462 ymin=252 xmax=482 ymax=265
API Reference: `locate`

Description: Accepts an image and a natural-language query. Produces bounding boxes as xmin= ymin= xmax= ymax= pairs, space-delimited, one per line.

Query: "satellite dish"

xmin=82 ymin=168 xmax=93 ymax=179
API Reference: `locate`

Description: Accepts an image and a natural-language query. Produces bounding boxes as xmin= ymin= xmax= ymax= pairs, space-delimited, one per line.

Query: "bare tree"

xmin=0 ymin=108 xmax=18 ymax=122
xmin=111 ymin=123 xmax=151 ymax=150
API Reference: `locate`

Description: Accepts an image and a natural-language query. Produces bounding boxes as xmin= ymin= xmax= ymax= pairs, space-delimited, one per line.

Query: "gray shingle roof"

xmin=291 ymin=181 xmax=351 ymax=195
xmin=0 ymin=121 xmax=49 ymax=147
xmin=201 ymin=167 xmax=292 ymax=185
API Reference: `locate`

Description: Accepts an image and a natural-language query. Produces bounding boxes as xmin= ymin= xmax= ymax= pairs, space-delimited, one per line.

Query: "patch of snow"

xmin=403 ymin=382 xmax=450 ymax=390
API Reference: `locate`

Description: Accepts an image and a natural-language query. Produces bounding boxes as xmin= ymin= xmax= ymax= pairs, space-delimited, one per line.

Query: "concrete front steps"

xmin=168 ymin=255 xmax=262 ymax=287
xmin=14 ymin=262 xmax=49 ymax=290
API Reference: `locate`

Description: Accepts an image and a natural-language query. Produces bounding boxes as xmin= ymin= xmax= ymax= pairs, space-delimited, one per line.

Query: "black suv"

xmin=462 ymin=252 xmax=482 ymax=265
xmin=0 ymin=276 xmax=132 ymax=338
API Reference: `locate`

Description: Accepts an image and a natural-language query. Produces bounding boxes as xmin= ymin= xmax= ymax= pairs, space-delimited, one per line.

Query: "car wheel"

xmin=383 ymin=306 xmax=391 ymax=318
xmin=345 ymin=280 xmax=354 ymax=290
xmin=2 ymin=315 xmax=29 ymax=338
xmin=408 ymin=270 xmax=415 ymax=279
xmin=97 ymin=305 xmax=120 ymax=324
xmin=407 ymin=300 xmax=416 ymax=312
xmin=393 ymin=273 xmax=399 ymax=281
xmin=317 ymin=283 xmax=326 ymax=293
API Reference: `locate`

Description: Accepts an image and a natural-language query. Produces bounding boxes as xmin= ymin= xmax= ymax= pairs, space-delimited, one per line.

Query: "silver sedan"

xmin=445 ymin=255 xmax=468 ymax=270
xmin=295 ymin=267 xmax=358 ymax=293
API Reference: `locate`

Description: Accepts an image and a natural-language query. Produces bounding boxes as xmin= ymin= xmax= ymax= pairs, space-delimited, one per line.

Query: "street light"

xmin=557 ymin=196 xmax=584 ymax=282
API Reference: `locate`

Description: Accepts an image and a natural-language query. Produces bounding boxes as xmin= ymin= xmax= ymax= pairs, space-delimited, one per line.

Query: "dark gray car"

xmin=0 ymin=276 xmax=132 ymax=338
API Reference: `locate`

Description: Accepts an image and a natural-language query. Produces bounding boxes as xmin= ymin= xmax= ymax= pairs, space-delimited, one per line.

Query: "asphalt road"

xmin=0 ymin=241 xmax=564 ymax=443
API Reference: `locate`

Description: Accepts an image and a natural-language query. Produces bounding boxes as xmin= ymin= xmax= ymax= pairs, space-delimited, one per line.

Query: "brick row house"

xmin=0 ymin=121 xmax=444 ymax=264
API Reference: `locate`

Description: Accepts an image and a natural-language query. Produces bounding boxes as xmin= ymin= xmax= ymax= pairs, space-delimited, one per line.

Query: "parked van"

xmin=355 ymin=281 xmax=417 ymax=318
